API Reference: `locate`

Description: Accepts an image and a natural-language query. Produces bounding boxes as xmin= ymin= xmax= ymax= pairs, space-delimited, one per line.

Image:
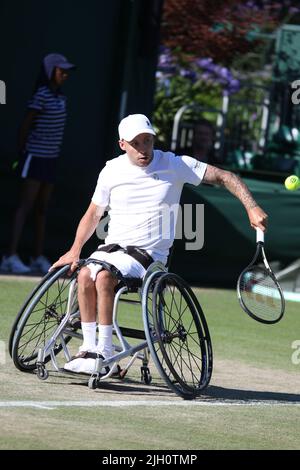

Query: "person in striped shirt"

xmin=0 ymin=53 xmax=75 ymax=274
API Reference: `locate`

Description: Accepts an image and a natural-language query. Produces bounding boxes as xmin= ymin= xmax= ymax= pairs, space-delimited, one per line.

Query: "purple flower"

xmin=200 ymin=72 xmax=211 ymax=81
xmin=156 ymin=50 xmax=240 ymax=95
xmin=219 ymin=67 xmax=231 ymax=79
xmin=180 ymin=69 xmax=197 ymax=82
xmin=194 ymin=58 xmax=213 ymax=68
xmin=157 ymin=46 xmax=175 ymax=71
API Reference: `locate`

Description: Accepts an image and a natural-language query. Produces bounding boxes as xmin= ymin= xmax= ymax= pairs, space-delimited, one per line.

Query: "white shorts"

xmin=86 ymin=249 xmax=146 ymax=281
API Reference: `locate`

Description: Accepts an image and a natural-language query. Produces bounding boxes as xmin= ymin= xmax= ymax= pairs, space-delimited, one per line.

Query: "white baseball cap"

xmin=118 ymin=114 xmax=156 ymax=141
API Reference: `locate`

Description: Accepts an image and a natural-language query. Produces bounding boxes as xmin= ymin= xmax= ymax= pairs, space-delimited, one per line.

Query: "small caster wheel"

xmin=88 ymin=376 xmax=99 ymax=389
xmin=37 ymin=365 xmax=49 ymax=381
xmin=141 ymin=366 xmax=152 ymax=385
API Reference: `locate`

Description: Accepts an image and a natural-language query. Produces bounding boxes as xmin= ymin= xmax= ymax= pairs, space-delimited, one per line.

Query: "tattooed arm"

xmin=203 ymin=165 xmax=268 ymax=231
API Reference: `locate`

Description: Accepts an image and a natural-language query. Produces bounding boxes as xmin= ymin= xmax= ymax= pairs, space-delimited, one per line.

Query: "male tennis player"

xmin=51 ymin=114 xmax=268 ymax=374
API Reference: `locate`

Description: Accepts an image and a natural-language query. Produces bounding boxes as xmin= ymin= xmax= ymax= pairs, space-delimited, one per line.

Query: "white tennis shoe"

xmin=63 ymin=351 xmax=118 ymax=375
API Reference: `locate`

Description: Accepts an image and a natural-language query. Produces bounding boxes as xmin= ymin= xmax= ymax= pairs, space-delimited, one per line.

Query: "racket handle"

xmin=256 ymin=227 xmax=264 ymax=243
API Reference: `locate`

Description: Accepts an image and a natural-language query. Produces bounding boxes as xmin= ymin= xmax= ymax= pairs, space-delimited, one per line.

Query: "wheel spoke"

xmin=12 ymin=266 xmax=76 ymax=371
xmin=144 ymin=272 xmax=212 ymax=399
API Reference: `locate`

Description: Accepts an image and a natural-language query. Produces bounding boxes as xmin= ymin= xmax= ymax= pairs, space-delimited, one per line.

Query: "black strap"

xmin=125 ymin=246 xmax=154 ymax=269
xmin=96 ymin=244 xmax=154 ymax=270
xmin=96 ymin=243 xmax=122 ymax=253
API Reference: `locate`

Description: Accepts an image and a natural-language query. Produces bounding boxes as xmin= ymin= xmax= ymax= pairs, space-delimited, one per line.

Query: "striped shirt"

xmin=25 ymin=86 xmax=67 ymax=158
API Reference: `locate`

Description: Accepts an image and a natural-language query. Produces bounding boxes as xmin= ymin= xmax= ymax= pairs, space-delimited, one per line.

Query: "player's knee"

xmin=95 ymin=269 xmax=117 ymax=292
xmin=77 ymin=267 xmax=95 ymax=291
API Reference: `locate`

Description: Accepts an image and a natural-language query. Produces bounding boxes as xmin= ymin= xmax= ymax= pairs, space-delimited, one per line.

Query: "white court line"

xmin=1 ymin=400 xmax=300 ymax=409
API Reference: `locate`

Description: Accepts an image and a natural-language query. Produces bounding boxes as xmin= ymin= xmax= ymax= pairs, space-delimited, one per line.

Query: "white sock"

xmin=80 ymin=322 xmax=97 ymax=351
xmin=97 ymin=324 xmax=113 ymax=358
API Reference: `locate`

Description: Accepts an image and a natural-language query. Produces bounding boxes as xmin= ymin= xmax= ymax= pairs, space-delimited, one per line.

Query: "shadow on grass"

xmin=48 ymin=370 xmax=173 ymax=397
xmin=46 ymin=371 xmax=300 ymax=403
xmin=202 ymin=385 xmax=300 ymax=403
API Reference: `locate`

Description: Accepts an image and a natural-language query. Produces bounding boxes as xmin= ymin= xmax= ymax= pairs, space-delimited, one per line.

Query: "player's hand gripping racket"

xmin=237 ymin=228 xmax=285 ymax=324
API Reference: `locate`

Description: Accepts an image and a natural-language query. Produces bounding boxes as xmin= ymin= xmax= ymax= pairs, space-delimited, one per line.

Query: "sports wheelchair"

xmin=9 ymin=259 xmax=213 ymax=400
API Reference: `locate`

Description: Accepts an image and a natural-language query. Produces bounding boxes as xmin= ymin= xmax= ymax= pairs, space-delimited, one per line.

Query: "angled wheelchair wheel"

xmin=143 ymin=272 xmax=213 ymax=399
xmin=11 ymin=265 xmax=78 ymax=372
xmin=8 ymin=270 xmax=62 ymax=358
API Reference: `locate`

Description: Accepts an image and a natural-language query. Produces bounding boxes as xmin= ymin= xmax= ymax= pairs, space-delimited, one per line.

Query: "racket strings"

xmin=239 ymin=266 xmax=283 ymax=321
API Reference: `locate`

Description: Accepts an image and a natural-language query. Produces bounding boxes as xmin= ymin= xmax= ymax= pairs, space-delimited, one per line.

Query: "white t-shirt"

xmin=92 ymin=150 xmax=207 ymax=264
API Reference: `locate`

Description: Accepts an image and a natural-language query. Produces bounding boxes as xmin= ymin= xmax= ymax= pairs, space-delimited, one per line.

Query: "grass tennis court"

xmin=1 ymin=276 xmax=300 ymax=450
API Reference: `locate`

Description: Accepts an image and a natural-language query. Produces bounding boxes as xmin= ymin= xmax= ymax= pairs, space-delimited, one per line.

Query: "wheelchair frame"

xmin=10 ymin=261 xmax=213 ymax=399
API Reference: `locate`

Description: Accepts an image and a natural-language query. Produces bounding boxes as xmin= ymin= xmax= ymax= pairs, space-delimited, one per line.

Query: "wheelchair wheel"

xmin=8 ymin=269 xmax=62 ymax=358
xmin=11 ymin=265 xmax=78 ymax=372
xmin=143 ymin=272 xmax=213 ymax=399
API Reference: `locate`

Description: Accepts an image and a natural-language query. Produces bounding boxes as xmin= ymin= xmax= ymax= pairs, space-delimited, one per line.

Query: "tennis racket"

xmin=237 ymin=228 xmax=285 ymax=324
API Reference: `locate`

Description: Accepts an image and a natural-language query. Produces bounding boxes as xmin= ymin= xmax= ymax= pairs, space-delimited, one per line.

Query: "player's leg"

xmin=63 ymin=267 xmax=99 ymax=373
xmin=77 ymin=266 xmax=98 ymax=323
xmin=75 ymin=266 xmax=98 ymax=351
xmin=95 ymin=269 xmax=118 ymax=359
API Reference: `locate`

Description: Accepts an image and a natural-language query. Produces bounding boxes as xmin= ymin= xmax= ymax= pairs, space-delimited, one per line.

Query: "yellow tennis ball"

xmin=284 ymin=175 xmax=300 ymax=191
